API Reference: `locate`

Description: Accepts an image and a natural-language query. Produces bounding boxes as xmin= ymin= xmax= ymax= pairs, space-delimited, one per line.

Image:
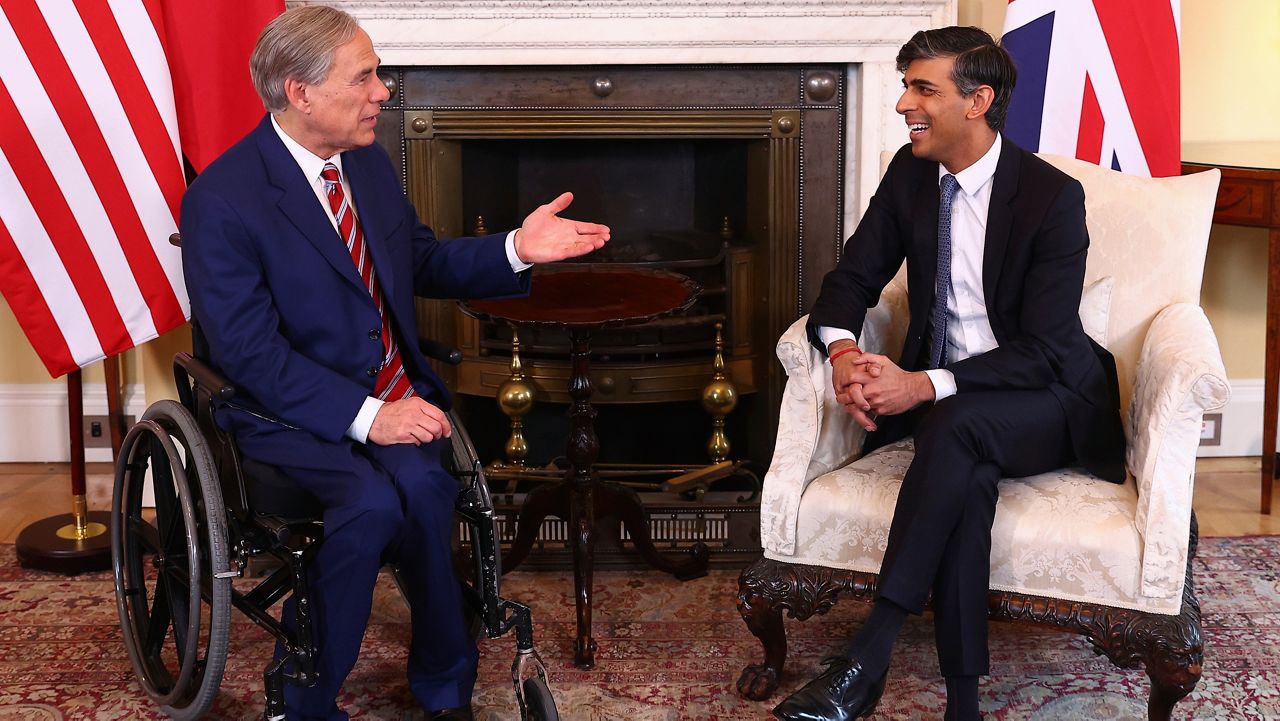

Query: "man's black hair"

xmin=896 ymin=26 xmax=1018 ymax=132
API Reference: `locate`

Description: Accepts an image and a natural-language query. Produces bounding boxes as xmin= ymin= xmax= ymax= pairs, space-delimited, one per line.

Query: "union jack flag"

xmin=1002 ymin=0 xmax=1181 ymax=177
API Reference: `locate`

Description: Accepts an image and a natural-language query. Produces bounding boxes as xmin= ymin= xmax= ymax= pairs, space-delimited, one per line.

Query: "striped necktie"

xmin=320 ymin=163 xmax=414 ymax=401
xmin=929 ymin=173 xmax=960 ymax=370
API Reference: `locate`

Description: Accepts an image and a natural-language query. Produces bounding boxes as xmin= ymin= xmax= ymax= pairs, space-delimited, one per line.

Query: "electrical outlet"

xmin=1199 ymin=413 xmax=1222 ymax=446
xmin=83 ymin=414 xmax=136 ymax=448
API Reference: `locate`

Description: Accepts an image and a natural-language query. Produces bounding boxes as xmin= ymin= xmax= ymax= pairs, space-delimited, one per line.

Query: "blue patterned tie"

xmin=929 ymin=174 xmax=960 ymax=369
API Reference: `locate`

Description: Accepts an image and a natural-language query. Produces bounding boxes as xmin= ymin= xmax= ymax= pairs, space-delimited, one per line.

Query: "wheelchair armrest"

xmin=419 ymin=338 xmax=463 ymax=365
xmin=174 ymin=352 xmax=236 ymax=402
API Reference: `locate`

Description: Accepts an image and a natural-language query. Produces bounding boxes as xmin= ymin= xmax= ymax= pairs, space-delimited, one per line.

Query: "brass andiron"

xmin=472 ymin=214 xmax=488 ymax=237
xmin=701 ymin=322 xmax=738 ymax=463
xmin=494 ymin=328 xmax=535 ymax=468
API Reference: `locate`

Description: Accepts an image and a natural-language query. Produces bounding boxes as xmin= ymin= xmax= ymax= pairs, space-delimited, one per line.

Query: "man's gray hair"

xmin=250 ymin=6 xmax=359 ymax=113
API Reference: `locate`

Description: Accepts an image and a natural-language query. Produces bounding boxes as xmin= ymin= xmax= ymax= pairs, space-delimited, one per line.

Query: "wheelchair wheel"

xmin=111 ymin=400 xmax=232 ymax=720
xmin=444 ymin=411 xmax=497 ymax=642
xmin=521 ymin=676 xmax=559 ymax=721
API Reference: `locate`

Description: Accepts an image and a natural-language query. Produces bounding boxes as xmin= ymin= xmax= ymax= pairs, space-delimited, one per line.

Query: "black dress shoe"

xmin=772 ymin=656 xmax=887 ymax=721
xmin=426 ymin=705 xmax=474 ymax=720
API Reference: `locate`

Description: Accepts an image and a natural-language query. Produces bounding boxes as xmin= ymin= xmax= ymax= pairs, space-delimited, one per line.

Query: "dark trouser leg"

xmin=875 ymin=390 xmax=1073 ymax=674
xmin=930 ymin=461 xmax=1000 ymax=679
xmin=367 ymin=441 xmax=479 ymax=711
xmin=233 ymin=425 xmax=407 ymax=721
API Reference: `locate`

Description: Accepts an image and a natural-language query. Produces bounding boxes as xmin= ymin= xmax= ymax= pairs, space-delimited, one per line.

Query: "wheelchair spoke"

xmin=143 ymin=571 xmax=174 ymax=662
xmin=128 ymin=516 xmax=162 ymax=555
xmin=149 ymin=436 xmax=187 ymax=560
xmin=167 ymin=574 xmax=192 ymax=664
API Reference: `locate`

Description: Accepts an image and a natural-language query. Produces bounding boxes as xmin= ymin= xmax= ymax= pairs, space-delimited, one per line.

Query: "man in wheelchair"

xmin=178 ymin=6 xmax=609 ymax=719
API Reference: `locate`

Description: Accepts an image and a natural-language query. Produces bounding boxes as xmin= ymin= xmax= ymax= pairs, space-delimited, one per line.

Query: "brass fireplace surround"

xmin=373 ymin=64 xmax=846 ymax=464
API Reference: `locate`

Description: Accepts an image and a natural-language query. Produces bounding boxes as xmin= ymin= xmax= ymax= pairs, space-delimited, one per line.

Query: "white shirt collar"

xmin=270 ymin=114 xmax=343 ymax=184
xmin=939 ymin=133 xmax=1002 ymax=194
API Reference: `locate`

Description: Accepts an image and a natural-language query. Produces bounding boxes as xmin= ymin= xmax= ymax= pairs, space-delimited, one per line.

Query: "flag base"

xmin=16 ymin=512 xmax=112 ymax=574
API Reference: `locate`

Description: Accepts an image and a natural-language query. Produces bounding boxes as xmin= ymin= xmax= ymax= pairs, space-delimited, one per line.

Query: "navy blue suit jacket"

xmin=808 ymin=140 xmax=1125 ymax=483
xmin=181 ymin=115 xmax=529 ymax=444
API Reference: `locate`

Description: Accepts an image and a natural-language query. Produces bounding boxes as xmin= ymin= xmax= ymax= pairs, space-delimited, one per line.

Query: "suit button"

xmin=368 ymin=328 xmax=380 ymax=340
xmin=366 ymin=367 xmax=378 ymax=377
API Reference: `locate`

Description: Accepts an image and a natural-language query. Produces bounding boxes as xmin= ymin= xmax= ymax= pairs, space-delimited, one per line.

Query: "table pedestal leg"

xmin=501 ymin=326 xmax=712 ymax=669
xmin=1264 ymin=226 xmax=1279 ymax=514
xmin=500 ymin=481 xmax=570 ymax=574
xmin=594 ymin=481 xmax=709 ymax=580
xmin=565 ymin=328 xmax=600 ymax=668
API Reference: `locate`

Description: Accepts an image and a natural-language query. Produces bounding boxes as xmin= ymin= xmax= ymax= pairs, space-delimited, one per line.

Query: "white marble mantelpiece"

xmin=289 ymin=0 xmax=956 ymax=229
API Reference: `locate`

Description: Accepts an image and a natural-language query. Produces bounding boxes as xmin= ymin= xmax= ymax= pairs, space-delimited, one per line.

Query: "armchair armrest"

xmin=761 ymin=279 xmax=909 ymax=555
xmin=1127 ymin=303 xmax=1230 ymax=598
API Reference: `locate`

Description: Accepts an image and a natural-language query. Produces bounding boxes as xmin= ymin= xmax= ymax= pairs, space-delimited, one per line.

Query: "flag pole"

xmin=15 ymin=367 xmax=114 ymax=573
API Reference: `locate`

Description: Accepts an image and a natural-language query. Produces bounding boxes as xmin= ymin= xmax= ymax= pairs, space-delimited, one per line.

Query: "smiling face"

xmin=894 ymin=55 xmax=996 ymax=174
xmin=288 ymin=28 xmax=389 ymax=158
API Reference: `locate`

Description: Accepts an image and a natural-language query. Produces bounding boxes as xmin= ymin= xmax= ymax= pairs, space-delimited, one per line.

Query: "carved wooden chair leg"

xmin=736 ymin=557 xmax=789 ymax=700
xmin=1141 ymin=516 xmax=1204 ymax=721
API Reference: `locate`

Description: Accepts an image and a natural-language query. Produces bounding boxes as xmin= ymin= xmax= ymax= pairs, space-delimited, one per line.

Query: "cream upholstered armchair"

xmin=735 ymin=155 xmax=1227 ymax=720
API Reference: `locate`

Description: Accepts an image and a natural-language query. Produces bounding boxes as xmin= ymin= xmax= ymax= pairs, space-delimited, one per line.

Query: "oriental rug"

xmin=0 ymin=537 xmax=1277 ymax=720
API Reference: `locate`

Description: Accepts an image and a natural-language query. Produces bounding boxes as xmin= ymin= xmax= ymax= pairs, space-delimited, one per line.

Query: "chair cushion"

xmin=766 ymin=438 xmax=1182 ymax=615
xmin=1036 ymin=154 xmax=1219 ymax=420
xmin=1079 ymin=275 xmax=1114 ymax=347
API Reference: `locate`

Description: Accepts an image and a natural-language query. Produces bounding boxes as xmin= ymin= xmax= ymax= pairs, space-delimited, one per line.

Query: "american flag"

xmin=0 ymin=0 xmax=279 ymax=378
xmin=1002 ymin=0 xmax=1181 ymax=178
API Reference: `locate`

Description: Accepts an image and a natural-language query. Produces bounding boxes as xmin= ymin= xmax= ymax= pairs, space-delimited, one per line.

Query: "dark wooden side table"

xmin=460 ymin=266 xmax=711 ymax=668
xmin=1183 ymin=142 xmax=1280 ymax=514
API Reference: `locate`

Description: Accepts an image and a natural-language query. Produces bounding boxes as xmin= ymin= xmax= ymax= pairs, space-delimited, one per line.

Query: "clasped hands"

xmin=829 ymin=341 xmax=935 ymax=432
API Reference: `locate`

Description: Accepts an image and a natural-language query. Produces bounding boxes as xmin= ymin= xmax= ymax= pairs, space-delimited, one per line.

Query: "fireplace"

xmin=368 ymin=64 xmax=846 ymax=464
xmin=296 ymin=0 xmax=953 ymax=562
xmin=300 ymin=0 xmax=957 ymax=465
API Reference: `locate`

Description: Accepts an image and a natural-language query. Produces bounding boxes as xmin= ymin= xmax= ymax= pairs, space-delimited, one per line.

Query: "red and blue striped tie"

xmin=320 ymin=163 xmax=414 ymax=401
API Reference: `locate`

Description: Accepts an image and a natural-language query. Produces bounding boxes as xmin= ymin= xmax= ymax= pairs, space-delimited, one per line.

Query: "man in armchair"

xmin=772 ymin=26 xmax=1125 ymax=721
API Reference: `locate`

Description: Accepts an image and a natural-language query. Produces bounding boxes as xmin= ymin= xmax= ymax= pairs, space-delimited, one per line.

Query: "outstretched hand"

xmin=514 ymin=192 xmax=611 ymax=263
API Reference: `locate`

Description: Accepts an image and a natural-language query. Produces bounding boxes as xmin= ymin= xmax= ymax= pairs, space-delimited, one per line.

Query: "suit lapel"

xmin=982 ymin=139 xmax=1019 ymax=311
xmin=255 ymin=119 xmax=368 ymax=295
xmin=342 ymin=150 xmax=397 ymax=303
xmin=913 ymin=162 xmax=941 ymax=307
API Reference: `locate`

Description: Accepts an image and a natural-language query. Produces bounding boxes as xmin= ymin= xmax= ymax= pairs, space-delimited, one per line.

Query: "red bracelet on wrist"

xmin=828 ymin=345 xmax=861 ymax=363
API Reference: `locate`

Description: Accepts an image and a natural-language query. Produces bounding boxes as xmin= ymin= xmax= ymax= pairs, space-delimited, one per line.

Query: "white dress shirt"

xmin=819 ymin=134 xmax=1003 ymax=401
xmin=270 ymin=116 xmax=531 ymax=442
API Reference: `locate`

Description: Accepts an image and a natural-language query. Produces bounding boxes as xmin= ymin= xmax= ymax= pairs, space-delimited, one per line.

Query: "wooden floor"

xmin=1 ymin=457 xmax=1275 ymax=544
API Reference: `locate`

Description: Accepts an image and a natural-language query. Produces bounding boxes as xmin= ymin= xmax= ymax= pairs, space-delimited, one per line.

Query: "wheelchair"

xmin=109 ymin=334 xmax=558 ymax=720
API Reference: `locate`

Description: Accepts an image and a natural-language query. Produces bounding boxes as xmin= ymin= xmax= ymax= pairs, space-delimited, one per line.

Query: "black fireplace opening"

xmin=459 ymin=137 xmax=759 ymax=362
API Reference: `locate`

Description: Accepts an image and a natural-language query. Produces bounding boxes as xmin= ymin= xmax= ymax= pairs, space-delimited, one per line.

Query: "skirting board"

xmin=1197 ymin=378 xmax=1265 ymax=458
xmin=0 ymin=379 xmax=1268 ymax=461
xmin=0 ymin=383 xmax=148 ymax=463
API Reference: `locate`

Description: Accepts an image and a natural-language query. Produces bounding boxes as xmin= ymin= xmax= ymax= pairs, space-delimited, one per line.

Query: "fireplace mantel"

xmin=289 ymin=0 xmax=956 ymax=228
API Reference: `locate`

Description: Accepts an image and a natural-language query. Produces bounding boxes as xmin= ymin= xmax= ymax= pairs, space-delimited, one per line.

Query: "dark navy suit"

xmin=807 ymin=140 xmax=1125 ymax=677
xmin=181 ymin=115 xmax=529 ymax=719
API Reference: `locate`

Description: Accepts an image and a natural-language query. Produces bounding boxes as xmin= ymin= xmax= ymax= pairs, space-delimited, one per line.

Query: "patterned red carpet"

xmin=0 ymin=537 xmax=1277 ymax=720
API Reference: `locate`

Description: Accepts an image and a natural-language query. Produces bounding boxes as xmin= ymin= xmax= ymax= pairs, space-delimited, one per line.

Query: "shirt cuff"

xmin=506 ymin=229 xmax=533 ymax=272
xmin=345 ymin=396 xmax=385 ymax=444
xmin=817 ymin=326 xmax=859 ymax=354
xmin=924 ymin=368 xmax=957 ymax=402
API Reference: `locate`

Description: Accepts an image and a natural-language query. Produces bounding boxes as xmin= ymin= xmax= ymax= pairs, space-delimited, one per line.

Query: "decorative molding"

xmin=0 ymin=383 xmax=146 ymax=463
xmin=306 ymin=1 xmax=952 ymax=20
xmin=291 ymin=1 xmax=954 ymax=65
xmin=291 ymin=0 xmax=956 ymax=223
